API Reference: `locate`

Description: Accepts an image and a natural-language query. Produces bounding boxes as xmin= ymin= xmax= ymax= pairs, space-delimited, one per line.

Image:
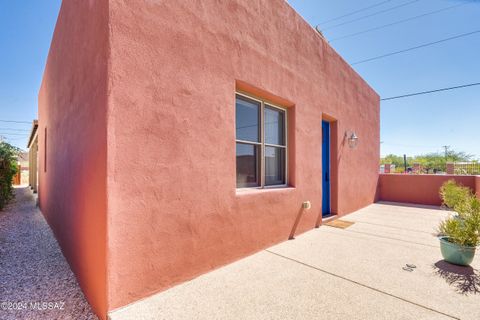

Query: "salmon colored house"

xmin=38 ymin=0 xmax=379 ymax=318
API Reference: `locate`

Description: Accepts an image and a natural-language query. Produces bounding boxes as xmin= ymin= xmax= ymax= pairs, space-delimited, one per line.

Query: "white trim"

xmin=236 ymin=139 xmax=262 ymax=146
xmin=264 ymin=143 xmax=287 ymax=148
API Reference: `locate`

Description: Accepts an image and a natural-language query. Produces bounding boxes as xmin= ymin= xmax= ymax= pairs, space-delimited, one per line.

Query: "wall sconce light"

xmin=346 ymin=131 xmax=359 ymax=149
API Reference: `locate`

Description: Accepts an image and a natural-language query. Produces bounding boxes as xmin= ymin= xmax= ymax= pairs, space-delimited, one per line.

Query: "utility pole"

xmin=442 ymin=145 xmax=450 ymax=173
xmin=403 ymin=154 xmax=407 ymax=173
xmin=442 ymin=145 xmax=449 ymax=162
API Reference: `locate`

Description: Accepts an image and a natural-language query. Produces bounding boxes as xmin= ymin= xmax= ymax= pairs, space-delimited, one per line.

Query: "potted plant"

xmin=438 ymin=180 xmax=480 ymax=266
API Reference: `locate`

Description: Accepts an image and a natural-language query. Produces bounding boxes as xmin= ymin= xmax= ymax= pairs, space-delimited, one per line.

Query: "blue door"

xmin=322 ymin=121 xmax=331 ymax=217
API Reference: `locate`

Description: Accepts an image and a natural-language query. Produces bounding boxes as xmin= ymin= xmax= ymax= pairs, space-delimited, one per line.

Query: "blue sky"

xmin=288 ymin=0 xmax=480 ymax=159
xmin=0 ymin=1 xmax=479 ymax=159
xmin=0 ymin=0 xmax=61 ymax=149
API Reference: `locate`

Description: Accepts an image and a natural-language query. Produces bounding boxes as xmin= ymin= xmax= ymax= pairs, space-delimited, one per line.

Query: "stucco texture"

xmin=476 ymin=176 xmax=480 ymax=198
xmin=106 ymin=0 xmax=379 ymax=312
xmin=379 ymin=174 xmax=477 ymax=206
xmin=40 ymin=0 xmax=380 ymax=318
xmin=38 ymin=0 xmax=108 ymax=317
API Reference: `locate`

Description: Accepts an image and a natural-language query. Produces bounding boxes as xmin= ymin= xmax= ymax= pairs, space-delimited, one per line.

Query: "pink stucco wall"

xmin=106 ymin=0 xmax=379 ymax=311
xmin=379 ymin=174 xmax=477 ymax=206
xmin=40 ymin=0 xmax=380 ymax=317
xmin=38 ymin=1 xmax=108 ymax=317
xmin=476 ymin=176 xmax=480 ymax=198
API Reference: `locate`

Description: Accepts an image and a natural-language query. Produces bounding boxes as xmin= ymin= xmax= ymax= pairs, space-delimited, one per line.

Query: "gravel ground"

xmin=0 ymin=186 xmax=97 ymax=320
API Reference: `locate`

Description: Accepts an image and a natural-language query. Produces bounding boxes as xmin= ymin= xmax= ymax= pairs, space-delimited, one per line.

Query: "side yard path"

xmin=0 ymin=186 xmax=97 ymax=320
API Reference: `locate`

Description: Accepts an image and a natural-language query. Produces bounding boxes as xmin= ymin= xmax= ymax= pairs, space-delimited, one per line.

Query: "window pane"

xmin=236 ymin=95 xmax=260 ymax=142
xmin=265 ymin=146 xmax=285 ymax=186
xmin=236 ymin=143 xmax=259 ymax=188
xmin=265 ymin=106 xmax=285 ymax=146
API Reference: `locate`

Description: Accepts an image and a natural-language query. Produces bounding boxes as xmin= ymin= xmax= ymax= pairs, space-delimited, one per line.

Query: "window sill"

xmin=235 ymin=186 xmax=296 ymax=196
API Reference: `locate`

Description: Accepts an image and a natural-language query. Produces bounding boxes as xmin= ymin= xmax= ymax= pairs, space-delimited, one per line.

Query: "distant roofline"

xmin=27 ymin=120 xmax=38 ymax=148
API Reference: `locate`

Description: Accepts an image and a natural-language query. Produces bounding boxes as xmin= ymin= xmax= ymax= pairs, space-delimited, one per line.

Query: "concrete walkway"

xmin=0 ymin=187 xmax=97 ymax=320
xmin=110 ymin=202 xmax=480 ymax=320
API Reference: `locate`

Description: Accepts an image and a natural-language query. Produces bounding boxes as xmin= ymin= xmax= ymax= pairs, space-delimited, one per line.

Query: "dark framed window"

xmin=235 ymin=93 xmax=287 ymax=188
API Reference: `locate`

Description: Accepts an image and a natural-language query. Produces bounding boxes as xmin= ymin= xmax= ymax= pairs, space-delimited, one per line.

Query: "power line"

xmin=0 ymin=119 xmax=32 ymax=124
xmin=352 ymin=29 xmax=480 ymax=65
xmin=1 ymin=136 xmax=28 ymax=141
xmin=0 ymin=128 xmax=30 ymax=132
xmin=318 ymin=0 xmax=394 ymax=25
xmin=382 ymin=142 xmax=441 ymax=148
xmin=381 ymin=82 xmax=480 ymax=101
xmin=0 ymin=133 xmax=29 ymax=136
xmin=329 ymin=2 xmax=467 ymax=42
xmin=321 ymin=0 xmax=420 ymax=32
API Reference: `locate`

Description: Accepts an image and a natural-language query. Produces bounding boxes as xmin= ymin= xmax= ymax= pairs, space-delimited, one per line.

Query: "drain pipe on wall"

xmin=289 ymin=201 xmax=311 ymax=240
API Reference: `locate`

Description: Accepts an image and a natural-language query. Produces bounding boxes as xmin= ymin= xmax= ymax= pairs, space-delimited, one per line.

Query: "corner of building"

xmin=37 ymin=0 xmax=110 ymax=318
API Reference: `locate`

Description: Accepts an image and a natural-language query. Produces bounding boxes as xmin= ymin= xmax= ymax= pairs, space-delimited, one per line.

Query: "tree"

xmin=0 ymin=141 xmax=20 ymax=209
xmin=380 ymin=154 xmax=411 ymax=167
xmin=445 ymin=147 xmax=473 ymax=163
xmin=416 ymin=150 xmax=473 ymax=172
xmin=381 ymin=148 xmax=476 ymax=173
xmin=380 ymin=154 xmax=413 ymax=172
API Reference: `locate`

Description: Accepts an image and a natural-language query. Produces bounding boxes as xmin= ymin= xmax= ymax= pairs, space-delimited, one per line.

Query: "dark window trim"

xmin=235 ymin=92 xmax=288 ymax=189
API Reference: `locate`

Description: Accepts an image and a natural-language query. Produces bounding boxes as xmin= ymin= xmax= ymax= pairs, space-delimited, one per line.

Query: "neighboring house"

xmin=10 ymin=150 xmax=27 ymax=186
xmin=380 ymin=164 xmax=396 ymax=174
xmin=27 ymin=120 xmax=39 ymax=193
xmin=38 ymin=1 xmax=379 ymax=319
xmin=17 ymin=152 xmax=29 ymax=185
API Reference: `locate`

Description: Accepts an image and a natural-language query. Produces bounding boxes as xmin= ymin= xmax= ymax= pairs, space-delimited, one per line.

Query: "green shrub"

xmin=0 ymin=141 xmax=20 ymax=210
xmin=438 ymin=180 xmax=480 ymax=247
xmin=440 ymin=180 xmax=473 ymax=210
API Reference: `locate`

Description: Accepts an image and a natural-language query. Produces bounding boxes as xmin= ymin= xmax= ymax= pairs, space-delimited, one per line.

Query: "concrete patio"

xmin=109 ymin=202 xmax=480 ymax=320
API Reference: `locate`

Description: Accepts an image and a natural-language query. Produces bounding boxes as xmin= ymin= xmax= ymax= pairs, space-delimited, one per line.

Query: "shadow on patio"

xmin=110 ymin=202 xmax=480 ymax=320
xmin=434 ymin=260 xmax=480 ymax=295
